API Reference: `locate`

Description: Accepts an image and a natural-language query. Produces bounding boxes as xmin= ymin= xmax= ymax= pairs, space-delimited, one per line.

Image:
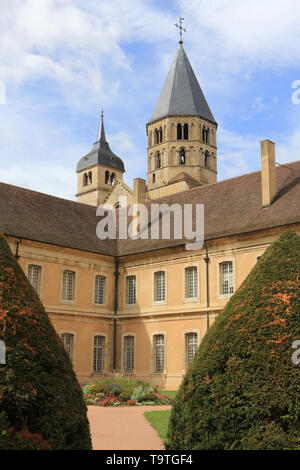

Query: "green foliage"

xmin=168 ymin=230 xmax=300 ymax=450
xmin=0 ymin=234 xmax=92 ymax=450
xmin=131 ymin=385 xmax=147 ymax=402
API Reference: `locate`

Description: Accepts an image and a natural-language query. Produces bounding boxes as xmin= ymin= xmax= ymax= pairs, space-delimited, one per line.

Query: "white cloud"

xmin=182 ymin=0 xmax=300 ymax=70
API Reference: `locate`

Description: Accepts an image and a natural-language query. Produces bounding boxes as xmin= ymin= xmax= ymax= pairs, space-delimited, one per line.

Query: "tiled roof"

xmin=0 ymin=162 xmax=299 ymax=257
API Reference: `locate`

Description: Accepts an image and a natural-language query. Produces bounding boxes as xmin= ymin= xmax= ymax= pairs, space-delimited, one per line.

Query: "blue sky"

xmin=0 ymin=0 xmax=300 ymax=200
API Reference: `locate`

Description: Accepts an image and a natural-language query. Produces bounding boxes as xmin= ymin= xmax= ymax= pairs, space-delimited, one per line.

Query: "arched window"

xmin=153 ymin=173 xmax=156 ymax=183
xmin=202 ymin=127 xmax=209 ymax=144
xmin=204 ymin=151 xmax=209 ymax=168
xmin=183 ymin=123 xmax=189 ymax=140
xmin=177 ymin=123 xmax=182 ymax=140
xmin=149 ymin=131 xmax=152 ymax=146
xmin=88 ymin=171 xmax=92 ymax=185
xmin=83 ymin=173 xmax=88 ymax=186
xmin=156 ymin=152 xmax=161 ymax=169
xmin=180 ymin=148 xmax=186 ymax=165
xmin=155 ymin=129 xmax=159 ymax=144
xmin=105 ymin=171 xmax=110 ymax=184
xmin=159 ymin=127 xmax=163 ymax=143
xmin=110 ymin=173 xmax=115 ymax=185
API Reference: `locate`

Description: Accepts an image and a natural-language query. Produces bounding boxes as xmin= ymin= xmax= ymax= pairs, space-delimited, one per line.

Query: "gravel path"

xmin=88 ymin=405 xmax=171 ymax=450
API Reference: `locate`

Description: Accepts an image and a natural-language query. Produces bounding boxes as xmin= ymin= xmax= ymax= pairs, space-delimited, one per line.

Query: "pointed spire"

xmin=96 ymin=108 xmax=106 ymax=142
xmin=148 ymin=45 xmax=216 ymax=124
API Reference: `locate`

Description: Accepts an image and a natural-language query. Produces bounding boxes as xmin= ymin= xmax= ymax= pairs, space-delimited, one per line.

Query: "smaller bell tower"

xmin=76 ymin=110 xmax=125 ymax=206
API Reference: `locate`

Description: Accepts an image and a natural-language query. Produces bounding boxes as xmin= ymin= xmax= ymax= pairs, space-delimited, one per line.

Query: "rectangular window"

xmin=93 ymin=336 xmax=105 ymax=373
xmin=185 ymin=267 xmax=198 ymax=299
xmin=127 ymin=276 xmax=136 ymax=305
xmin=95 ymin=275 xmax=105 ymax=305
xmin=62 ymin=270 xmax=75 ymax=301
xmin=154 ymin=334 xmax=165 ymax=373
xmin=220 ymin=262 xmax=234 ymax=295
xmin=61 ymin=333 xmax=74 ymax=360
xmin=154 ymin=272 xmax=165 ymax=302
xmin=186 ymin=332 xmax=198 ymax=366
xmin=124 ymin=336 xmax=134 ymax=372
xmin=28 ymin=264 xmax=41 ymax=295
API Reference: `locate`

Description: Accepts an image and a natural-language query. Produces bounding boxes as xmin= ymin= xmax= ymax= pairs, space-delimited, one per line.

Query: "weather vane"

xmin=175 ymin=17 xmax=187 ymax=45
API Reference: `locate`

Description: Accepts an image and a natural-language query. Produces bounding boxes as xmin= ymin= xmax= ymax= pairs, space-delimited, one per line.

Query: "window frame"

xmin=126 ymin=275 xmax=137 ymax=306
xmin=93 ymin=334 xmax=105 ymax=374
xmin=61 ymin=269 xmax=76 ymax=303
xmin=60 ymin=332 xmax=75 ymax=363
xmin=218 ymin=260 xmax=235 ymax=297
xmin=185 ymin=266 xmax=198 ymax=300
xmin=153 ymin=333 xmax=165 ymax=374
xmin=27 ymin=264 xmax=42 ymax=296
xmin=94 ymin=274 xmax=106 ymax=306
xmin=123 ymin=335 xmax=135 ymax=373
xmin=153 ymin=270 xmax=166 ymax=304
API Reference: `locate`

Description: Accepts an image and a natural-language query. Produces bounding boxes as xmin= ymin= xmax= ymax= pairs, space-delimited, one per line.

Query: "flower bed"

xmin=83 ymin=378 xmax=173 ymax=407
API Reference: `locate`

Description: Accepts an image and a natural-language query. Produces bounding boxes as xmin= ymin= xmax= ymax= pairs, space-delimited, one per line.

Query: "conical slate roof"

xmin=149 ymin=45 xmax=216 ymax=124
xmin=76 ymin=111 xmax=125 ymax=173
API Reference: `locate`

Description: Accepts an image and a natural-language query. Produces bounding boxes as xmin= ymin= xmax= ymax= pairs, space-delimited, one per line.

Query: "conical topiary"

xmin=0 ymin=234 xmax=92 ymax=450
xmin=168 ymin=230 xmax=300 ymax=450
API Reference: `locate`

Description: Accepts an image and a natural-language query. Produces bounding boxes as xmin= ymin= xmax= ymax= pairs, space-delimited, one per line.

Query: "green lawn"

xmin=159 ymin=390 xmax=178 ymax=400
xmin=144 ymin=410 xmax=171 ymax=445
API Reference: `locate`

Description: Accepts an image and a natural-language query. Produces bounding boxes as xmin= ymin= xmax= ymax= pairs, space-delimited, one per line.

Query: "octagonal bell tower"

xmin=146 ymin=42 xmax=218 ymax=199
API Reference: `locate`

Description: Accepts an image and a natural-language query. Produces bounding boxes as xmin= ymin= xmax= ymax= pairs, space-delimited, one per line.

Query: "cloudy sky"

xmin=0 ymin=0 xmax=300 ymax=200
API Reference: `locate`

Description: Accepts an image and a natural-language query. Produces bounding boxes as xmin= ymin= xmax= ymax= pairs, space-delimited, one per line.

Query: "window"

xmin=220 ymin=262 xmax=234 ymax=295
xmin=124 ymin=336 xmax=134 ymax=372
xmin=204 ymin=151 xmax=209 ymax=168
xmin=185 ymin=267 xmax=198 ymax=299
xmin=95 ymin=275 xmax=105 ymax=305
xmin=83 ymin=173 xmax=88 ymax=186
xmin=154 ymin=334 xmax=165 ymax=373
xmin=177 ymin=123 xmax=182 ymax=140
xmin=61 ymin=333 xmax=74 ymax=360
xmin=127 ymin=276 xmax=136 ymax=305
xmin=159 ymin=127 xmax=163 ymax=143
xmin=105 ymin=170 xmax=110 ymax=184
xmin=202 ymin=127 xmax=209 ymax=143
xmin=110 ymin=173 xmax=115 ymax=185
xmin=186 ymin=332 xmax=198 ymax=366
xmin=28 ymin=264 xmax=41 ymax=294
xmin=93 ymin=335 xmax=105 ymax=373
xmin=183 ymin=123 xmax=189 ymax=140
xmin=180 ymin=148 xmax=186 ymax=165
xmin=62 ymin=270 xmax=75 ymax=301
xmin=155 ymin=129 xmax=159 ymax=144
xmin=156 ymin=152 xmax=161 ymax=169
xmin=152 ymin=173 xmax=156 ymax=183
xmin=154 ymin=271 xmax=165 ymax=302
xmin=87 ymin=171 xmax=92 ymax=185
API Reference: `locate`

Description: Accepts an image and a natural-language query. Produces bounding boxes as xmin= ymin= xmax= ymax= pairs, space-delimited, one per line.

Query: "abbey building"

xmin=0 ymin=43 xmax=299 ymax=388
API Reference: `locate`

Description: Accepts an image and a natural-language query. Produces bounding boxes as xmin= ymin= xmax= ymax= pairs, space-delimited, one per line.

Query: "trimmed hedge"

xmin=0 ymin=234 xmax=92 ymax=450
xmin=168 ymin=230 xmax=300 ymax=450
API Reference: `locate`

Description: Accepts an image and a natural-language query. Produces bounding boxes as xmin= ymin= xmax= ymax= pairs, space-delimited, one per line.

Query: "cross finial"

xmin=175 ymin=17 xmax=187 ymax=45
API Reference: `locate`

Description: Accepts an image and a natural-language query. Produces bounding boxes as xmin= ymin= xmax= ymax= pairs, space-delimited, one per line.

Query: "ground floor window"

xmin=154 ymin=334 xmax=165 ymax=373
xmin=186 ymin=332 xmax=198 ymax=366
xmin=61 ymin=333 xmax=74 ymax=361
xmin=93 ymin=335 xmax=105 ymax=373
xmin=124 ymin=336 xmax=134 ymax=372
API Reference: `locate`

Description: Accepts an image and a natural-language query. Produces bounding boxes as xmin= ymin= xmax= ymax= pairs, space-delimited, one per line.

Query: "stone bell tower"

xmin=76 ymin=110 xmax=125 ymax=206
xmin=146 ymin=32 xmax=218 ymax=199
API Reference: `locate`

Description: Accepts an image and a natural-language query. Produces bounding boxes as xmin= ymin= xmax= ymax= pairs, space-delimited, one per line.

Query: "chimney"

xmin=261 ymin=139 xmax=277 ymax=207
xmin=133 ymin=178 xmax=147 ymax=205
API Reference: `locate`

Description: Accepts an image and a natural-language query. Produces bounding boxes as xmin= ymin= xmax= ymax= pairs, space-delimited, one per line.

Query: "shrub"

xmin=131 ymin=385 xmax=146 ymax=402
xmin=168 ymin=230 xmax=300 ymax=450
xmin=0 ymin=234 xmax=92 ymax=450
